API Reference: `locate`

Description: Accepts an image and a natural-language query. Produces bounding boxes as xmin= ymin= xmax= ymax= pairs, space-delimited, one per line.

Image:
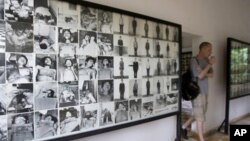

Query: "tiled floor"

xmin=181 ymin=114 xmax=250 ymax=141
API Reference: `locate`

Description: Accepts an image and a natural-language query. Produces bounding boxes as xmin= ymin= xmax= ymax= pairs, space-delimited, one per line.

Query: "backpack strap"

xmin=192 ymin=57 xmax=200 ymax=82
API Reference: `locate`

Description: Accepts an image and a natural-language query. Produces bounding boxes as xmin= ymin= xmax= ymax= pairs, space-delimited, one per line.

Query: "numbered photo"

xmin=97 ymin=33 xmax=113 ymax=56
xmin=113 ymin=79 xmax=129 ymax=101
xmin=98 ymin=56 xmax=114 ymax=80
xmin=139 ymin=19 xmax=154 ymax=38
xmin=80 ymin=104 xmax=98 ymax=130
xmin=140 ymin=38 xmax=154 ymax=57
xmin=57 ymin=0 xmax=79 ymax=27
xmin=98 ymin=10 xmax=113 ymax=34
xmin=80 ymin=6 xmax=97 ymax=31
xmin=6 ymin=83 xmax=33 ymax=113
xmin=35 ymin=54 xmax=57 ymax=82
xmin=127 ymin=57 xmax=142 ymax=79
xmin=113 ymin=57 xmax=129 ymax=79
xmin=8 ymin=113 xmax=34 ymax=141
xmin=79 ymin=80 xmax=97 ymax=105
xmin=5 ymin=0 xmax=33 ymax=23
xmin=114 ymin=101 xmax=128 ymax=123
xmin=129 ymin=79 xmax=142 ymax=98
xmin=34 ymin=82 xmax=57 ymax=111
xmin=34 ymin=109 xmax=59 ymax=139
xmin=98 ymin=80 xmax=114 ymax=103
xmin=129 ymin=99 xmax=142 ymax=120
xmin=113 ymin=13 xmax=129 ymax=35
xmin=128 ymin=37 xmax=142 ymax=57
xmin=141 ymin=78 xmax=154 ymax=97
xmin=99 ymin=102 xmax=114 ymax=126
xmin=113 ymin=34 xmax=130 ymax=56
xmin=153 ymin=77 xmax=164 ymax=95
xmin=142 ymin=98 xmax=154 ymax=118
xmin=34 ymin=0 xmax=58 ymax=25
xmin=59 ymin=82 xmax=79 ymax=107
xmin=58 ymin=55 xmax=78 ymax=82
xmin=78 ymin=30 xmax=98 ymax=56
xmin=34 ymin=24 xmax=57 ymax=54
xmin=6 ymin=53 xmax=33 ymax=83
xmin=78 ymin=56 xmax=97 ymax=81
xmin=59 ymin=106 xmax=80 ymax=134
xmin=6 ymin=21 xmax=33 ymax=53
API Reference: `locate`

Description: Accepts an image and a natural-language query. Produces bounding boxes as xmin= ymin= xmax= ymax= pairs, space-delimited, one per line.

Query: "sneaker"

xmin=181 ymin=128 xmax=188 ymax=139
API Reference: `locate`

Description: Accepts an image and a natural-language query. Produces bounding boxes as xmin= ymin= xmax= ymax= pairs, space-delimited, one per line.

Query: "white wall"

xmin=75 ymin=0 xmax=250 ymax=140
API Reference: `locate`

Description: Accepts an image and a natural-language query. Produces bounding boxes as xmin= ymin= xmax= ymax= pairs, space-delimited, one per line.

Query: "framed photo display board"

xmin=220 ymin=38 xmax=250 ymax=134
xmin=0 ymin=0 xmax=182 ymax=140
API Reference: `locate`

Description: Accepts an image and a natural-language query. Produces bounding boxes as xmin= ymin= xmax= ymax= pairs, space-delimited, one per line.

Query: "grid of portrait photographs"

xmin=0 ymin=0 xmax=180 ymax=140
xmin=229 ymin=39 xmax=250 ymax=99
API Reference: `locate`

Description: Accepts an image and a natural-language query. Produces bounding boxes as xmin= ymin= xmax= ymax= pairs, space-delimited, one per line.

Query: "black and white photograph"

xmin=162 ymin=25 xmax=170 ymax=41
xmin=171 ymin=77 xmax=179 ymax=92
xmin=97 ymin=33 xmax=113 ymax=56
xmin=141 ymin=78 xmax=154 ymax=97
xmin=34 ymin=82 xmax=57 ymax=111
xmin=153 ymin=77 xmax=164 ymax=95
xmin=58 ymin=54 xmax=78 ymax=82
xmin=153 ymin=40 xmax=164 ymax=58
xmin=99 ymin=102 xmax=114 ymax=126
xmin=155 ymin=94 xmax=168 ymax=110
xmin=128 ymin=16 xmax=142 ymax=36
xmin=78 ymin=56 xmax=97 ymax=81
xmin=0 ymin=0 xmax=4 ymax=20
xmin=34 ymin=24 xmax=57 ymax=54
xmin=169 ymin=58 xmax=179 ymax=75
xmin=129 ymin=79 xmax=142 ymax=98
xmin=113 ymin=79 xmax=129 ymax=101
xmin=80 ymin=6 xmax=97 ymax=31
xmin=128 ymin=57 xmax=142 ymax=79
xmin=59 ymin=82 xmax=79 ymax=107
xmin=57 ymin=1 xmax=79 ymax=28
xmin=166 ymin=25 xmax=177 ymax=42
xmin=79 ymin=80 xmax=97 ymax=105
xmin=142 ymin=98 xmax=154 ymax=117
xmin=7 ymin=113 xmax=34 ymax=141
xmin=140 ymin=38 xmax=153 ymax=57
xmin=6 ymin=53 xmax=33 ymax=83
xmin=113 ymin=34 xmax=130 ymax=56
xmin=0 ymin=53 xmax=5 ymax=84
xmin=80 ymin=104 xmax=98 ymax=130
xmin=0 ymin=85 xmax=7 ymax=115
xmin=113 ymin=13 xmax=129 ymax=35
xmin=166 ymin=93 xmax=178 ymax=105
xmin=0 ymin=116 xmax=7 ymax=141
xmin=139 ymin=19 xmax=154 ymax=38
xmin=6 ymin=21 xmax=33 ymax=53
xmin=34 ymin=0 xmax=57 ymax=25
xmin=78 ymin=30 xmax=99 ymax=56
xmin=5 ymin=0 xmax=33 ymax=23
xmin=128 ymin=37 xmax=142 ymax=57
xmin=114 ymin=101 xmax=128 ymax=123
xmin=0 ymin=20 xmax=5 ymax=52
xmin=141 ymin=58 xmax=152 ymax=78
xmin=153 ymin=23 xmax=163 ymax=40
xmin=35 ymin=109 xmax=58 ymax=139
xmin=129 ymin=99 xmax=141 ymax=120
xmin=6 ymin=83 xmax=33 ymax=113
xmin=98 ymin=56 xmax=114 ymax=80
xmin=98 ymin=80 xmax=114 ymax=103
xmin=163 ymin=77 xmax=171 ymax=94
xmin=152 ymin=58 xmax=165 ymax=76
xmin=113 ymin=57 xmax=129 ymax=79
xmin=98 ymin=10 xmax=113 ymax=34
xmin=59 ymin=106 xmax=80 ymax=134
xmin=168 ymin=42 xmax=179 ymax=58
xmin=35 ymin=54 xmax=57 ymax=82
xmin=58 ymin=28 xmax=78 ymax=54
xmin=163 ymin=41 xmax=171 ymax=58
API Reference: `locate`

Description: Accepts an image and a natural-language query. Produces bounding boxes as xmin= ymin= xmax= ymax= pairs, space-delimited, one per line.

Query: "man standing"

xmin=181 ymin=42 xmax=216 ymax=141
xmin=134 ymin=37 xmax=138 ymax=56
xmin=144 ymin=20 xmax=149 ymax=37
xmin=133 ymin=58 xmax=139 ymax=78
xmin=132 ymin=17 xmax=137 ymax=35
xmin=119 ymin=14 xmax=124 ymax=34
xmin=145 ymin=40 xmax=150 ymax=57
xmin=119 ymin=79 xmax=125 ymax=100
xmin=119 ymin=58 xmax=124 ymax=77
xmin=118 ymin=36 xmax=123 ymax=56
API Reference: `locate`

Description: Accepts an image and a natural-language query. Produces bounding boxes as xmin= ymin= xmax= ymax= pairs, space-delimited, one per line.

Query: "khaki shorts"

xmin=192 ymin=94 xmax=208 ymax=122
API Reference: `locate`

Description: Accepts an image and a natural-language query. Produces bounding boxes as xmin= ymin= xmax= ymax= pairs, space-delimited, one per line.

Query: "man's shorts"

xmin=192 ymin=94 xmax=208 ymax=122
